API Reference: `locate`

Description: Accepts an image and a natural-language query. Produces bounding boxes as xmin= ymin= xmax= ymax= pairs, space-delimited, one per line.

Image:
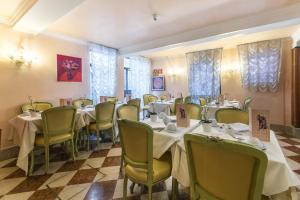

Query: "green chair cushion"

xmin=125 ymin=152 xmax=172 ymax=184
xmin=89 ymin=122 xmax=113 ymax=131
xmin=35 ymin=133 xmax=72 ymax=145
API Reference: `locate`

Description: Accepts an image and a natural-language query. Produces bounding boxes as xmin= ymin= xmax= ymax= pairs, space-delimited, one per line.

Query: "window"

xmin=186 ymin=48 xmax=222 ymax=101
xmin=124 ymin=57 xmax=131 ymax=97
xmin=89 ymin=43 xmax=117 ymax=103
xmin=238 ymin=39 xmax=282 ymax=92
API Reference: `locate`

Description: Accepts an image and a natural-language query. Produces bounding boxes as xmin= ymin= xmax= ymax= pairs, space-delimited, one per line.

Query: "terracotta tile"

xmin=56 ymin=160 xmax=85 ymax=172
xmin=112 ymin=143 xmax=121 ymax=148
xmin=89 ymin=149 xmax=109 ymax=158
xmin=102 ymin=156 xmax=121 ymax=167
xmin=4 ymin=168 xmax=26 ymax=179
xmin=8 ymin=174 xmax=52 ymax=194
xmin=113 ymin=196 xmax=140 ymax=200
xmin=3 ymin=159 xmax=17 ymax=168
xmin=283 ymin=146 xmax=300 ymax=154
xmin=280 ymin=139 xmax=300 ymax=146
xmin=294 ymin=169 xmax=300 ymax=175
xmin=68 ymin=168 xmax=98 ymax=185
xmin=84 ymin=180 xmax=117 ymax=200
xmin=28 ymin=187 xmax=63 ymax=200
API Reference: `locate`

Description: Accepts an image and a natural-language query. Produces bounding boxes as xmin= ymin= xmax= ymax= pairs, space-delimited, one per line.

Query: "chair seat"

xmin=125 ymin=152 xmax=172 ymax=184
xmin=89 ymin=122 xmax=113 ymax=131
xmin=35 ymin=133 xmax=72 ymax=145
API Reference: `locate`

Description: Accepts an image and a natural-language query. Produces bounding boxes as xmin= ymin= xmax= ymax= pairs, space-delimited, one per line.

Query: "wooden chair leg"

xmin=123 ymin=175 xmax=128 ymax=199
xmin=74 ymin=129 xmax=79 ymax=155
xmin=172 ymin=178 xmax=178 ymax=200
xmin=29 ymin=150 xmax=34 ymax=175
xmin=148 ymin=185 xmax=152 ymax=200
xmin=87 ymin=128 xmax=90 ymax=151
xmin=112 ymin=127 xmax=116 ymax=145
xmin=71 ymin=139 xmax=75 ymax=161
xmin=130 ymin=182 xmax=135 ymax=194
xmin=45 ymin=146 xmax=49 ymax=174
xmin=96 ymin=130 xmax=100 ymax=150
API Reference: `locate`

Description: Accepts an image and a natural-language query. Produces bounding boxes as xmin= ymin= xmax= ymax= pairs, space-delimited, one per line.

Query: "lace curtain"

xmin=238 ymin=39 xmax=282 ymax=92
xmin=127 ymin=56 xmax=151 ymax=102
xmin=89 ymin=43 xmax=117 ymax=104
xmin=186 ymin=48 xmax=222 ymax=101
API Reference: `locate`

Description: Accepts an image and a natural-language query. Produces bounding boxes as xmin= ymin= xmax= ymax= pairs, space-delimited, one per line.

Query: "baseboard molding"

xmin=270 ymin=124 xmax=300 ymax=138
xmin=0 ymin=145 xmax=19 ymax=161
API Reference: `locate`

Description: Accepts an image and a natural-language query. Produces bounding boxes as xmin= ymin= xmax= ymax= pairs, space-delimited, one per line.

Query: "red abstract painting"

xmin=57 ymin=54 xmax=82 ymax=82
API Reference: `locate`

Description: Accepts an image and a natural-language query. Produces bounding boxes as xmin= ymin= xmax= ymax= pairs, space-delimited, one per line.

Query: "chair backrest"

xmin=22 ymin=102 xmax=53 ymax=112
xmin=95 ymin=102 xmax=115 ymax=124
xmin=118 ymin=119 xmax=153 ymax=179
xmin=206 ymin=96 xmax=212 ymax=103
xmin=143 ymin=94 xmax=158 ymax=106
xmin=117 ymin=105 xmax=139 ymax=121
xmin=148 ymin=94 xmax=158 ymax=103
xmin=199 ymin=98 xmax=206 ymax=106
xmin=184 ymin=96 xmax=192 ymax=103
xmin=184 ymin=134 xmax=267 ymax=200
xmin=215 ymin=108 xmax=249 ymax=124
xmin=107 ymin=97 xmax=118 ymax=103
xmin=72 ymin=99 xmax=93 ymax=108
xmin=185 ymin=103 xmax=202 ymax=120
xmin=127 ymin=98 xmax=141 ymax=111
xmin=41 ymin=106 xmax=76 ymax=138
xmin=243 ymin=97 xmax=252 ymax=111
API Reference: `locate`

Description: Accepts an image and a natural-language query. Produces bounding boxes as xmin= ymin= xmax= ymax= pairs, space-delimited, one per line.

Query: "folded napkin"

xmin=229 ymin=123 xmax=249 ymax=132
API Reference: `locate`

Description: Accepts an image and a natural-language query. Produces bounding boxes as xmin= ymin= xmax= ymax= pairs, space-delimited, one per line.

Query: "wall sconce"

xmin=167 ymin=67 xmax=183 ymax=77
xmin=9 ymin=46 xmax=37 ymax=67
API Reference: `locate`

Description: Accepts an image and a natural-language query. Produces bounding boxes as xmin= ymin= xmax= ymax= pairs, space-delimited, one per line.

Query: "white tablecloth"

xmin=149 ymin=101 xmax=174 ymax=115
xmin=141 ymin=117 xmax=300 ymax=198
xmin=9 ymin=103 xmax=123 ymax=174
xmin=171 ymin=125 xmax=300 ymax=198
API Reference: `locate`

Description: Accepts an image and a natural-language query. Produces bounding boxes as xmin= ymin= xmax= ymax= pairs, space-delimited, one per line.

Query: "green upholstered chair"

xmin=242 ymin=97 xmax=252 ymax=111
xmin=117 ymin=105 xmax=139 ymax=173
xmin=22 ymin=102 xmax=53 ymax=112
xmin=117 ymin=105 xmax=139 ymax=121
xmin=127 ymin=98 xmax=141 ymax=113
xmin=142 ymin=94 xmax=158 ymax=119
xmin=206 ymin=96 xmax=212 ymax=103
xmin=199 ymin=97 xmax=206 ymax=106
xmin=107 ymin=97 xmax=118 ymax=103
xmin=184 ymin=96 xmax=192 ymax=103
xmin=184 ymin=134 xmax=268 ymax=200
xmin=87 ymin=102 xmax=115 ymax=151
xmin=72 ymin=99 xmax=93 ymax=108
xmin=215 ymin=108 xmax=249 ymax=124
xmin=171 ymin=97 xmax=183 ymax=115
xmin=118 ymin=119 xmax=175 ymax=200
xmin=29 ymin=106 xmax=76 ymax=174
xmin=185 ymin=103 xmax=202 ymax=120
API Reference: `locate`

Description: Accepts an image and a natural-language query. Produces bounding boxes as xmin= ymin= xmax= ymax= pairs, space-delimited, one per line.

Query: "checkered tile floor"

xmin=0 ymin=133 xmax=299 ymax=200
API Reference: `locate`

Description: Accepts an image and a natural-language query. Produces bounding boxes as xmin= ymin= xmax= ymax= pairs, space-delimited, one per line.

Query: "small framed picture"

xmin=250 ymin=109 xmax=270 ymax=142
xmin=152 ymin=76 xmax=165 ymax=91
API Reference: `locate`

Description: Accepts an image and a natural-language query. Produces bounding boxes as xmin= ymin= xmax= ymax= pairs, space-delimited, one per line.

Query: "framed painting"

xmin=57 ymin=54 xmax=82 ymax=82
xmin=152 ymin=76 xmax=165 ymax=91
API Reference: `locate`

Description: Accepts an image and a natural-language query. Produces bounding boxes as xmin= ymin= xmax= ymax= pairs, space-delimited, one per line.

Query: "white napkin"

xmin=229 ymin=123 xmax=249 ymax=132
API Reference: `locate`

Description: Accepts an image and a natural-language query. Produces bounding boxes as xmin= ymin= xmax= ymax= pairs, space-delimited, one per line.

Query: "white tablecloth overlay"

xmin=142 ymin=117 xmax=300 ymax=198
xmin=9 ymin=103 xmax=123 ymax=174
xmin=149 ymin=101 xmax=174 ymax=115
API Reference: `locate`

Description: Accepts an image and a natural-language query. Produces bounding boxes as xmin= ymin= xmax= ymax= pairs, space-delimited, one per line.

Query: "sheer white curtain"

xmin=89 ymin=43 xmax=117 ymax=104
xmin=127 ymin=56 xmax=151 ymax=102
xmin=238 ymin=39 xmax=282 ymax=92
xmin=186 ymin=48 xmax=222 ymax=101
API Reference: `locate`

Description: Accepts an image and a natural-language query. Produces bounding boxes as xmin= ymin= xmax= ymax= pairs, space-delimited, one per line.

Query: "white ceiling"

xmin=46 ymin=0 xmax=299 ymax=49
xmin=1 ymin=0 xmax=300 ymax=55
xmin=143 ymin=25 xmax=299 ymax=58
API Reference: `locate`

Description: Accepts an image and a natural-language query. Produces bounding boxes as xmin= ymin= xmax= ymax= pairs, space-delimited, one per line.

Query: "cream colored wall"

xmin=0 ymin=26 xmax=90 ymax=148
xmin=151 ymin=38 xmax=292 ymax=125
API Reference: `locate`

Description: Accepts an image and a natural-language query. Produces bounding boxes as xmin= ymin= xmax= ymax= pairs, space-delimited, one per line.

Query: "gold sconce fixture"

xmin=9 ymin=46 xmax=37 ymax=67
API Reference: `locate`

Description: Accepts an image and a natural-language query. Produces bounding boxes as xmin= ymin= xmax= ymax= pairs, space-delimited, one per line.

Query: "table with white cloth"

xmin=206 ymin=100 xmax=241 ymax=119
xmin=142 ymin=117 xmax=300 ymax=199
xmin=9 ymin=103 xmax=123 ymax=174
xmin=149 ymin=101 xmax=174 ymax=115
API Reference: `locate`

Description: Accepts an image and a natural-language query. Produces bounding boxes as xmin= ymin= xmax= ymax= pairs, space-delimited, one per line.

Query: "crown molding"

xmin=0 ymin=0 xmax=37 ymax=26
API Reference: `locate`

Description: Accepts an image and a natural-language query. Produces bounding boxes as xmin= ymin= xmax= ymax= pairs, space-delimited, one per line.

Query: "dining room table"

xmin=141 ymin=116 xmax=300 ymax=199
xmin=8 ymin=102 xmax=124 ymax=175
xmin=148 ymin=100 xmax=175 ymax=115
